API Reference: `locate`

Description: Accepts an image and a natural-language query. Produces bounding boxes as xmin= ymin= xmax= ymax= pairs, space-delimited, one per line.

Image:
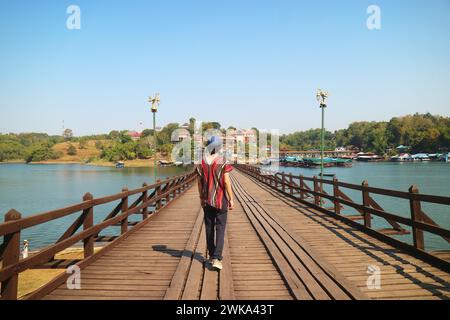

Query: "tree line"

xmin=280 ymin=113 xmax=449 ymax=155
xmin=0 ymin=119 xmax=223 ymax=163
xmin=0 ymin=113 xmax=448 ymax=162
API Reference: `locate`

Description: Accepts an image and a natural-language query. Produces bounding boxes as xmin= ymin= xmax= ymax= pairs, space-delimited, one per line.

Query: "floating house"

xmin=411 ymin=153 xmax=430 ymax=161
xmin=355 ymin=152 xmax=383 ymax=162
xmin=391 ymin=153 xmax=413 ymax=162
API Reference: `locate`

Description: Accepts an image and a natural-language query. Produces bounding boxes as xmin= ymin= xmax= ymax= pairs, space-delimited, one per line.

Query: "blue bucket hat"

xmin=206 ymin=135 xmax=223 ymax=151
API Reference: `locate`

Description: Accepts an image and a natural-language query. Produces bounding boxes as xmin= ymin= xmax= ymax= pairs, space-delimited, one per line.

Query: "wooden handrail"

xmin=236 ymin=164 xmax=450 ymax=254
xmin=0 ymin=169 xmax=197 ymax=300
xmin=0 ymin=172 xmax=194 ymax=237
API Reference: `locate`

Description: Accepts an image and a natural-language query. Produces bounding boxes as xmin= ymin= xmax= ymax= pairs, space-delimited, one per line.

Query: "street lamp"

xmin=149 ymin=93 xmax=160 ymax=179
xmin=316 ymin=89 xmax=328 ymax=206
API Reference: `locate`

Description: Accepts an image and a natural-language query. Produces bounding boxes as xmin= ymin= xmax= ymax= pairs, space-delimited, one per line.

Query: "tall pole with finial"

xmin=149 ymin=93 xmax=160 ymax=180
xmin=316 ymin=89 xmax=328 ymax=207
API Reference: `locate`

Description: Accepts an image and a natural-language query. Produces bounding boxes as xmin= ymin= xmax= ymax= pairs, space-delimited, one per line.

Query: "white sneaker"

xmin=212 ymin=259 xmax=223 ymax=270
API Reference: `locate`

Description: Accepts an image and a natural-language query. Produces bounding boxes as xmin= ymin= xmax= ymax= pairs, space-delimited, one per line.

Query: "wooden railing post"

xmin=121 ymin=187 xmax=129 ymax=234
xmin=313 ymin=176 xmax=320 ymax=206
xmin=362 ymin=181 xmax=371 ymax=228
xmin=156 ymin=180 xmax=162 ymax=210
xmin=165 ymin=178 xmax=171 ymax=205
xmin=289 ymin=173 xmax=293 ymax=196
xmin=409 ymin=185 xmax=425 ymax=250
xmin=176 ymin=178 xmax=181 ymax=195
xmin=333 ymin=178 xmax=341 ymax=215
xmin=173 ymin=178 xmax=179 ymax=197
xmin=142 ymin=183 xmax=149 ymax=220
xmin=1 ymin=209 xmax=22 ymax=300
xmin=299 ymin=175 xmax=305 ymax=200
xmin=275 ymin=174 xmax=279 ymax=189
xmin=281 ymin=173 xmax=286 ymax=193
xmin=82 ymin=193 xmax=94 ymax=258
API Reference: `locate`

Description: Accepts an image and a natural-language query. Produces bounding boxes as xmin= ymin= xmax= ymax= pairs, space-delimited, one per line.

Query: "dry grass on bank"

xmin=11 ymin=247 xmax=102 ymax=299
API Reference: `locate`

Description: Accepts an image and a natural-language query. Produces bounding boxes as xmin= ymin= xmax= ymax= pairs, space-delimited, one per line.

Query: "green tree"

xmin=136 ymin=139 xmax=153 ymax=159
xmin=67 ymin=144 xmax=77 ymax=156
xmin=141 ymin=129 xmax=154 ymax=138
xmin=25 ymin=143 xmax=61 ymax=163
xmin=108 ymin=130 xmax=120 ymax=141
xmin=119 ymin=131 xmax=132 ymax=144
xmin=0 ymin=141 xmax=25 ymax=161
xmin=63 ymin=129 xmax=73 ymax=141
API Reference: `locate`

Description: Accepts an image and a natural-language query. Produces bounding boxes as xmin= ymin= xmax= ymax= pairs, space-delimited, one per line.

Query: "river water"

xmin=0 ymin=162 xmax=449 ymax=251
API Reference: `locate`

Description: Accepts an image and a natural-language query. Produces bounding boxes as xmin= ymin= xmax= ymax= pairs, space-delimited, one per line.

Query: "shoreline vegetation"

xmin=0 ymin=158 xmax=161 ymax=168
xmin=1 ymin=114 xmax=449 ymax=166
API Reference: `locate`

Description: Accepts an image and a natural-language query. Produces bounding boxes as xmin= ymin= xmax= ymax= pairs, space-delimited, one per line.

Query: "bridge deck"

xmin=42 ymin=169 xmax=450 ymax=300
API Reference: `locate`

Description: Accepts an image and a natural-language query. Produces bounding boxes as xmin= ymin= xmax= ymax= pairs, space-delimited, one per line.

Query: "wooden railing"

xmin=0 ymin=170 xmax=197 ymax=300
xmin=236 ymin=165 xmax=450 ymax=266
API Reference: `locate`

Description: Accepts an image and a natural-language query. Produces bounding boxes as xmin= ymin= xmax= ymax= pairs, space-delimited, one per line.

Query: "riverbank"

xmin=0 ymin=158 xmax=164 ymax=168
xmin=0 ymin=246 xmax=102 ymax=298
xmin=0 ymin=247 xmax=102 ymax=299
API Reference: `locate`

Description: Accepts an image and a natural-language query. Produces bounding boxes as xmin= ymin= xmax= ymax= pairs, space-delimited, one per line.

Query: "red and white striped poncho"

xmin=196 ymin=156 xmax=233 ymax=211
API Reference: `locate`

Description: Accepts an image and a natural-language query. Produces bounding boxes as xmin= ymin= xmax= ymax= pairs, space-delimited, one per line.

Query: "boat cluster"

xmin=354 ymin=152 xmax=449 ymax=162
xmin=279 ymin=156 xmax=353 ymax=168
xmin=266 ymin=151 xmax=449 ymax=168
xmin=389 ymin=153 xmax=448 ymax=162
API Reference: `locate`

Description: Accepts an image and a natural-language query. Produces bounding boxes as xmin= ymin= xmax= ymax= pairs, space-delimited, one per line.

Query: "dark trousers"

xmin=203 ymin=205 xmax=228 ymax=260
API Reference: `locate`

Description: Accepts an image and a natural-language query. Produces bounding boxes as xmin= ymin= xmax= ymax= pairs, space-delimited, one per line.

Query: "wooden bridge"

xmin=280 ymin=150 xmax=355 ymax=158
xmin=1 ymin=165 xmax=450 ymax=300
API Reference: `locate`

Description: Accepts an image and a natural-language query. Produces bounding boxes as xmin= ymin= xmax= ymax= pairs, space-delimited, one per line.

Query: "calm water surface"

xmin=0 ymin=162 xmax=449 ymax=251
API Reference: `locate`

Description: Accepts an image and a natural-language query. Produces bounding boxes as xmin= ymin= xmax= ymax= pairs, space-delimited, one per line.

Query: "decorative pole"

xmin=149 ymin=93 xmax=160 ymax=180
xmin=316 ymin=89 xmax=328 ymax=207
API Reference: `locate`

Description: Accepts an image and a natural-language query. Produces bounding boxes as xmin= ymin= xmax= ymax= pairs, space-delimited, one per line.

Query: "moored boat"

xmin=335 ymin=158 xmax=353 ymax=167
xmin=390 ymin=153 xmax=413 ymax=162
xmin=158 ymin=160 xmax=174 ymax=167
xmin=356 ymin=152 xmax=384 ymax=162
xmin=115 ymin=161 xmax=125 ymax=168
xmin=411 ymin=153 xmax=430 ymax=161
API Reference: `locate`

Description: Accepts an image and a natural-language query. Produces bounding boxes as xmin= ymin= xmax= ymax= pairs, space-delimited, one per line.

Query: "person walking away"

xmin=196 ymin=136 xmax=234 ymax=271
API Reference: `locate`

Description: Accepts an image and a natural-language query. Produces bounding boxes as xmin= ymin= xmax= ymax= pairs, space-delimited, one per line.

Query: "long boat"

xmin=411 ymin=153 xmax=430 ymax=161
xmin=390 ymin=153 xmax=413 ymax=162
xmin=355 ymin=153 xmax=384 ymax=162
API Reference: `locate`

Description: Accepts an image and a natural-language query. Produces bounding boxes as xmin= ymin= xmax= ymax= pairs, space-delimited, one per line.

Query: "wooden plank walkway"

xmin=44 ymin=188 xmax=201 ymax=300
xmin=233 ymin=170 xmax=450 ymax=300
xmin=40 ymin=169 xmax=450 ymax=300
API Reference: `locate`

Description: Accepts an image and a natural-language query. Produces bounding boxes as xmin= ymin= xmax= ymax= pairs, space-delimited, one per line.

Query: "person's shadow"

xmin=153 ymin=244 xmax=212 ymax=269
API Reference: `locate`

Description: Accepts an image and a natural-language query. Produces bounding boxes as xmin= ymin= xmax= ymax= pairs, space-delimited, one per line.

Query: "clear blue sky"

xmin=1 ymin=0 xmax=449 ymax=135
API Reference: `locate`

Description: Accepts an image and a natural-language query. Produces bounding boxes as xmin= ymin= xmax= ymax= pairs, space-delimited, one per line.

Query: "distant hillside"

xmin=50 ymin=140 xmax=104 ymax=163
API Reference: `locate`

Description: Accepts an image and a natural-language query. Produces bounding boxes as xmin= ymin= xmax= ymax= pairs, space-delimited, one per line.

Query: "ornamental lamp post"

xmin=149 ymin=93 xmax=160 ymax=179
xmin=316 ymin=89 xmax=328 ymax=207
